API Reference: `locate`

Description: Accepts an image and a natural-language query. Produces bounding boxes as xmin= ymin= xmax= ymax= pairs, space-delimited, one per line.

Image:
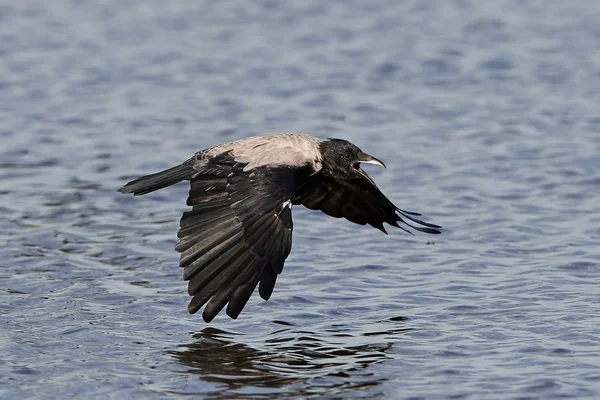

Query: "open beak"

xmin=353 ymin=152 xmax=386 ymax=187
xmin=358 ymin=152 xmax=386 ymax=169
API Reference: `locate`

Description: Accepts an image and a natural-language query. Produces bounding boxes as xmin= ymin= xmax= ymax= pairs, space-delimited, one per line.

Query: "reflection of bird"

xmin=169 ymin=325 xmax=398 ymax=392
xmin=119 ymin=134 xmax=441 ymax=322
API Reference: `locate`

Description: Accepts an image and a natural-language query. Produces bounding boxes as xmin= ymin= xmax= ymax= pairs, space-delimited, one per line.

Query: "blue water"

xmin=2 ymin=1 xmax=600 ymax=399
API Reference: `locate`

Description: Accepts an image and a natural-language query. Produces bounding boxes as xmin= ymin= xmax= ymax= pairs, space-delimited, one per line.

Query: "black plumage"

xmin=118 ymin=134 xmax=441 ymax=322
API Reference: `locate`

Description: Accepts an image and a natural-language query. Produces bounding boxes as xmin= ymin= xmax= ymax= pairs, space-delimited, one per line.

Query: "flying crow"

xmin=119 ymin=134 xmax=441 ymax=322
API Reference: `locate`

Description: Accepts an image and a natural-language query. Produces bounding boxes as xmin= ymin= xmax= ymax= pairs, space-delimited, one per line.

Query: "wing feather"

xmin=295 ymin=173 xmax=441 ymax=234
xmin=176 ymin=153 xmax=295 ymax=322
xmin=226 ymin=266 xmax=264 ymax=319
xmin=258 ymin=266 xmax=278 ymax=300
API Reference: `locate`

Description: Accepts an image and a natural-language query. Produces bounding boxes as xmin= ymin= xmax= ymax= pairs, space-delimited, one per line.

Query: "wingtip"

xmin=417 ymin=227 xmax=442 ymax=234
xmin=117 ymin=182 xmax=144 ymax=196
xmin=372 ymin=222 xmax=388 ymax=235
xmin=202 ymin=309 xmax=216 ymax=323
xmin=397 ymin=209 xmax=442 ymax=231
xmin=396 ymin=208 xmax=422 ymax=216
xmin=225 ymin=308 xmax=241 ymax=320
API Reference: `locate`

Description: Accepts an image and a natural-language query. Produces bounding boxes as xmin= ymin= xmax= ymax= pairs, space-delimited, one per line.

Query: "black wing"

xmin=176 ymin=152 xmax=295 ymax=322
xmin=294 ymin=172 xmax=441 ymax=235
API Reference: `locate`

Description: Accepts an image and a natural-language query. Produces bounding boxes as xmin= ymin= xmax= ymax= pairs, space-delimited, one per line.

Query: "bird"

xmin=118 ymin=134 xmax=441 ymax=322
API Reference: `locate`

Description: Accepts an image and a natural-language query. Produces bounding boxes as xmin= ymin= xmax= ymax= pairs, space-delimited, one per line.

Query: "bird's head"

xmin=318 ymin=139 xmax=386 ymax=183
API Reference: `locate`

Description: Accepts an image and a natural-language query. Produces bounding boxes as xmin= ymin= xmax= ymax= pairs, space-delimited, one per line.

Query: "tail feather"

xmin=118 ymin=163 xmax=196 ymax=196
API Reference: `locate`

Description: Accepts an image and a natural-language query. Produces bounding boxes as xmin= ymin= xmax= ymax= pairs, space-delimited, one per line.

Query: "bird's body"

xmin=205 ymin=134 xmax=324 ymax=171
xmin=119 ymin=134 xmax=440 ymax=322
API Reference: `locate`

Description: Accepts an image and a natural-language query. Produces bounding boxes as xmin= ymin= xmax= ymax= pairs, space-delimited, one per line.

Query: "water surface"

xmin=2 ymin=1 xmax=600 ymax=399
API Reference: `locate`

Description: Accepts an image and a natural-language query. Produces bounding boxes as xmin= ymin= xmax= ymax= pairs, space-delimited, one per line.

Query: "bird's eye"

xmin=344 ymin=152 xmax=351 ymax=159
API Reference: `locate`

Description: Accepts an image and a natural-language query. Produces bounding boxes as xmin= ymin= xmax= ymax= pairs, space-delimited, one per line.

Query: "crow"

xmin=119 ymin=134 xmax=441 ymax=322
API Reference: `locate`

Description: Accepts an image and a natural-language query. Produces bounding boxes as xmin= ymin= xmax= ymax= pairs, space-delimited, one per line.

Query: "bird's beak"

xmin=353 ymin=152 xmax=385 ymax=187
xmin=358 ymin=152 xmax=386 ymax=169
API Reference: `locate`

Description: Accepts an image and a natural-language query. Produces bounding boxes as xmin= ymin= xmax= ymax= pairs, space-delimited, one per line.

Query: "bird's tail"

xmin=118 ymin=162 xmax=196 ymax=196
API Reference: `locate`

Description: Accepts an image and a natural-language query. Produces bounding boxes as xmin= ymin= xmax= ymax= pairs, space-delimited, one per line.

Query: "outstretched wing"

xmin=293 ymin=172 xmax=441 ymax=235
xmin=177 ymin=152 xmax=295 ymax=322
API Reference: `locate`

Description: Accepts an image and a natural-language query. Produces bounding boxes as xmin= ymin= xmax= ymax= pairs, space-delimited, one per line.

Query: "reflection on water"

xmin=3 ymin=0 xmax=600 ymax=398
xmin=170 ymin=319 xmax=411 ymax=397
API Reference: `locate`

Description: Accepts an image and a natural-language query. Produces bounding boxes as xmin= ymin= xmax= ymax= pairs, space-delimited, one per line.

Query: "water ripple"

xmin=2 ymin=0 xmax=600 ymax=399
